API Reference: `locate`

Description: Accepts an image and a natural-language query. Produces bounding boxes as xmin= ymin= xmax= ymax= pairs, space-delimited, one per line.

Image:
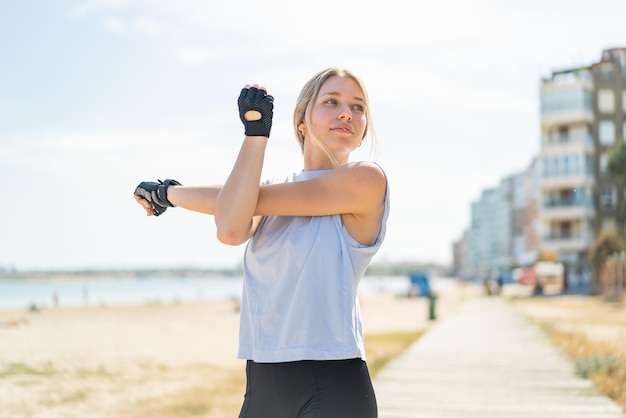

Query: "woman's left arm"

xmin=256 ymin=162 xmax=387 ymax=245
xmin=256 ymin=162 xmax=386 ymax=218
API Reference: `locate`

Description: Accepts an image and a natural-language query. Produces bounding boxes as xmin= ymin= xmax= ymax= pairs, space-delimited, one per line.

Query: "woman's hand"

xmin=133 ymin=179 xmax=182 ymax=216
xmin=238 ymin=84 xmax=274 ymax=137
xmin=134 ymin=195 xmax=155 ymax=216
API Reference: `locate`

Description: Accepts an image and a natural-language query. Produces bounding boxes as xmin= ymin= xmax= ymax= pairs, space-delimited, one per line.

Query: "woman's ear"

xmin=298 ymin=122 xmax=306 ymax=137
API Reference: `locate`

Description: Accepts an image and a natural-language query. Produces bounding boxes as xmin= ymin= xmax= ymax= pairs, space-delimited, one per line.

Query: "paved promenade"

xmin=373 ymin=297 xmax=625 ymax=418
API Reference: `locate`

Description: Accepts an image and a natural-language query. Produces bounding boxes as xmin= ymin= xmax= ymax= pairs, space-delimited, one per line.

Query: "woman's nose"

xmin=338 ymin=104 xmax=352 ymax=120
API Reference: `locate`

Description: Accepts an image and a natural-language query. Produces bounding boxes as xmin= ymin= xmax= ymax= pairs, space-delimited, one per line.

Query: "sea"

xmin=0 ymin=275 xmax=443 ymax=311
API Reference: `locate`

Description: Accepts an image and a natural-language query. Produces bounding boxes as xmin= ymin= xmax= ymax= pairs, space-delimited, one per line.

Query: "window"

xmin=546 ymin=129 xmax=558 ymax=145
xmin=600 ymin=185 xmax=617 ymax=209
xmin=552 ymin=156 xmax=559 ymax=177
xmin=541 ymin=88 xmax=593 ymax=114
xmin=562 ymin=155 xmax=570 ymax=176
xmin=599 ymin=121 xmax=616 ymax=145
xmin=558 ymin=126 xmax=569 ymax=143
xmin=597 ymin=89 xmax=615 ymax=113
xmin=571 ymin=153 xmax=580 ymax=175
xmin=600 ymin=153 xmax=608 ymax=173
xmin=542 ymin=156 xmax=558 ymax=177
xmin=552 ymin=221 xmax=572 ymax=239
xmin=585 ymin=154 xmax=594 ymax=175
xmin=597 ymin=63 xmax=614 ymax=81
xmin=573 ymin=187 xmax=590 ymax=206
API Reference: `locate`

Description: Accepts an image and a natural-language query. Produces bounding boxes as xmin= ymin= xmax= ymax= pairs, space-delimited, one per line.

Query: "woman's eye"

xmin=324 ymin=99 xmax=337 ymax=104
xmin=352 ymin=104 xmax=364 ymax=112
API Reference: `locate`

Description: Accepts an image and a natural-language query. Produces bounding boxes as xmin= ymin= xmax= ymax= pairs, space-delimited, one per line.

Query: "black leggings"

xmin=238 ymin=358 xmax=377 ymax=418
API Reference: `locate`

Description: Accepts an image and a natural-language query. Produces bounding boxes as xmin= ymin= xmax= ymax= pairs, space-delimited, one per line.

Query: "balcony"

xmin=541 ymin=133 xmax=594 ymax=148
xmin=540 ymin=175 xmax=593 ymax=190
xmin=541 ymin=109 xmax=594 ymax=127
xmin=541 ymin=199 xmax=594 ymax=220
xmin=541 ymin=232 xmax=592 ymax=252
xmin=540 ymin=82 xmax=594 ymax=127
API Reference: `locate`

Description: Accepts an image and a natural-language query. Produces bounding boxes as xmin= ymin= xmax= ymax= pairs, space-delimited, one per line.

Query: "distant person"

xmin=133 ymin=68 xmax=389 ymax=418
xmin=496 ymin=274 xmax=504 ymax=295
xmin=482 ymin=278 xmax=492 ymax=296
xmin=534 ymin=277 xmax=544 ymax=296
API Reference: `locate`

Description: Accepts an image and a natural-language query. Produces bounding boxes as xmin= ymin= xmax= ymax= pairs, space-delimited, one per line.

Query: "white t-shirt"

xmin=238 ymin=168 xmax=390 ymax=363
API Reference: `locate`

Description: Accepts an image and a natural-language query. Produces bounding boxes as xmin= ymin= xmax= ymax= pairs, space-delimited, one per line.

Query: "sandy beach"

xmin=0 ymin=279 xmax=478 ymax=418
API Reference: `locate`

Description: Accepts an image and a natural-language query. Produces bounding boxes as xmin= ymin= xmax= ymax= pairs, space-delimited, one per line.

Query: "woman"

xmin=134 ymin=67 xmax=389 ymax=418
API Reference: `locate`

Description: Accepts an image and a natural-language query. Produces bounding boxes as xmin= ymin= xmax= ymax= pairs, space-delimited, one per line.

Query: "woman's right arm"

xmin=214 ymin=85 xmax=274 ymax=246
xmin=168 ymin=185 xmax=221 ymax=215
xmin=134 ymin=185 xmax=222 ymax=216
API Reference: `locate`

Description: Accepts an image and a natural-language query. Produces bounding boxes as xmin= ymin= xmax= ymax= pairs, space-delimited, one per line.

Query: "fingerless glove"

xmin=238 ymin=87 xmax=274 ymax=137
xmin=133 ymin=179 xmax=182 ymax=216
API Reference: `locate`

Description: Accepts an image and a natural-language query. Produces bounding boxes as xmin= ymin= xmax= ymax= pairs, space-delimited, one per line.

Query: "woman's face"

xmin=300 ymin=75 xmax=367 ymax=157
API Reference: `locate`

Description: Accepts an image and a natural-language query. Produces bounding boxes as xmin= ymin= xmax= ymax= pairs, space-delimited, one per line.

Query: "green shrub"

xmin=575 ymin=354 xmax=623 ymax=379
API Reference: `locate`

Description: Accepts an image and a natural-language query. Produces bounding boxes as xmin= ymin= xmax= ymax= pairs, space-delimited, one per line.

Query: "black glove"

xmin=133 ymin=179 xmax=182 ymax=216
xmin=238 ymin=86 xmax=274 ymax=137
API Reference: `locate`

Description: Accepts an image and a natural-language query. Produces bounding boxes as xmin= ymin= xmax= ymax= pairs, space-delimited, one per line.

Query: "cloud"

xmin=146 ymin=0 xmax=488 ymax=47
xmin=177 ymin=45 xmax=221 ymax=69
xmin=65 ymin=0 xmax=504 ymax=65
xmin=67 ymin=0 xmax=127 ymax=19
xmin=134 ymin=16 xmax=166 ymax=36
xmin=102 ymin=15 xmax=169 ymax=37
xmin=103 ymin=17 xmax=126 ymax=34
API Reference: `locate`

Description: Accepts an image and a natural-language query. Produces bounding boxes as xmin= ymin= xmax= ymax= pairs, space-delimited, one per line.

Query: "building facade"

xmin=537 ymin=66 xmax=596 ymax=286
xmin=523 ymin=157 xmax=541 ymax=264
xmin=453 ymin=166 xmax=538 ymax=282
xmin=592 ymin=48 xmax=626 ymax=236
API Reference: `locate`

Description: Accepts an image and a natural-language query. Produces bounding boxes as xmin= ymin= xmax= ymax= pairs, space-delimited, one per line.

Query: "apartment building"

xmin=469 ymin=188 xmax=501 ymax=280
xmin=453 ymin=156 xmax=540 ymax=281
xmin=592 ymin=48 xmax=626 ymax=235
xmin=538 ymin=66 xmax=595 ymax=283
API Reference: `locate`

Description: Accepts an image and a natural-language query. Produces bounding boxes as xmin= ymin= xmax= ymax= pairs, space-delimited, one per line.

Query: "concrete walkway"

xmin=373 ymin=297 xmax=625 ymax=418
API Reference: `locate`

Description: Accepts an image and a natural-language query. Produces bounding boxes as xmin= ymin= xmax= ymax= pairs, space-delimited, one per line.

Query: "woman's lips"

xmin=331 ymin=125 xmax=353 ymax=134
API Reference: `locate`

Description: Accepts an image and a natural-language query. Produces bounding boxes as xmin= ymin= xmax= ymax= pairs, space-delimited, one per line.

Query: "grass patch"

xmin=122 ymin=367 xmax=246 ymax=418
xmin=0 ymin=362 xmax=56 ymax=378
xmin=154 ymin=388 xmax=212 ymax=417
xmin=41 ymin=390 xmax=89 ymax=406
xmin=75 ymin=364 xmax=115 ymax=379
xmin=366 ymin=330 xmax=424 ymax=377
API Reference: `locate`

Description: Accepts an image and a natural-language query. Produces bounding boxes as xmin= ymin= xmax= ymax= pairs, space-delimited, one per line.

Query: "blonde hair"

xmin=293 ymin=68 xmax=378 ymax=165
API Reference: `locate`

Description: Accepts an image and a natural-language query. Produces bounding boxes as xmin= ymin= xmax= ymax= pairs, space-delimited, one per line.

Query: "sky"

xmin=1 ymin=0 xmax=625 ymax=272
